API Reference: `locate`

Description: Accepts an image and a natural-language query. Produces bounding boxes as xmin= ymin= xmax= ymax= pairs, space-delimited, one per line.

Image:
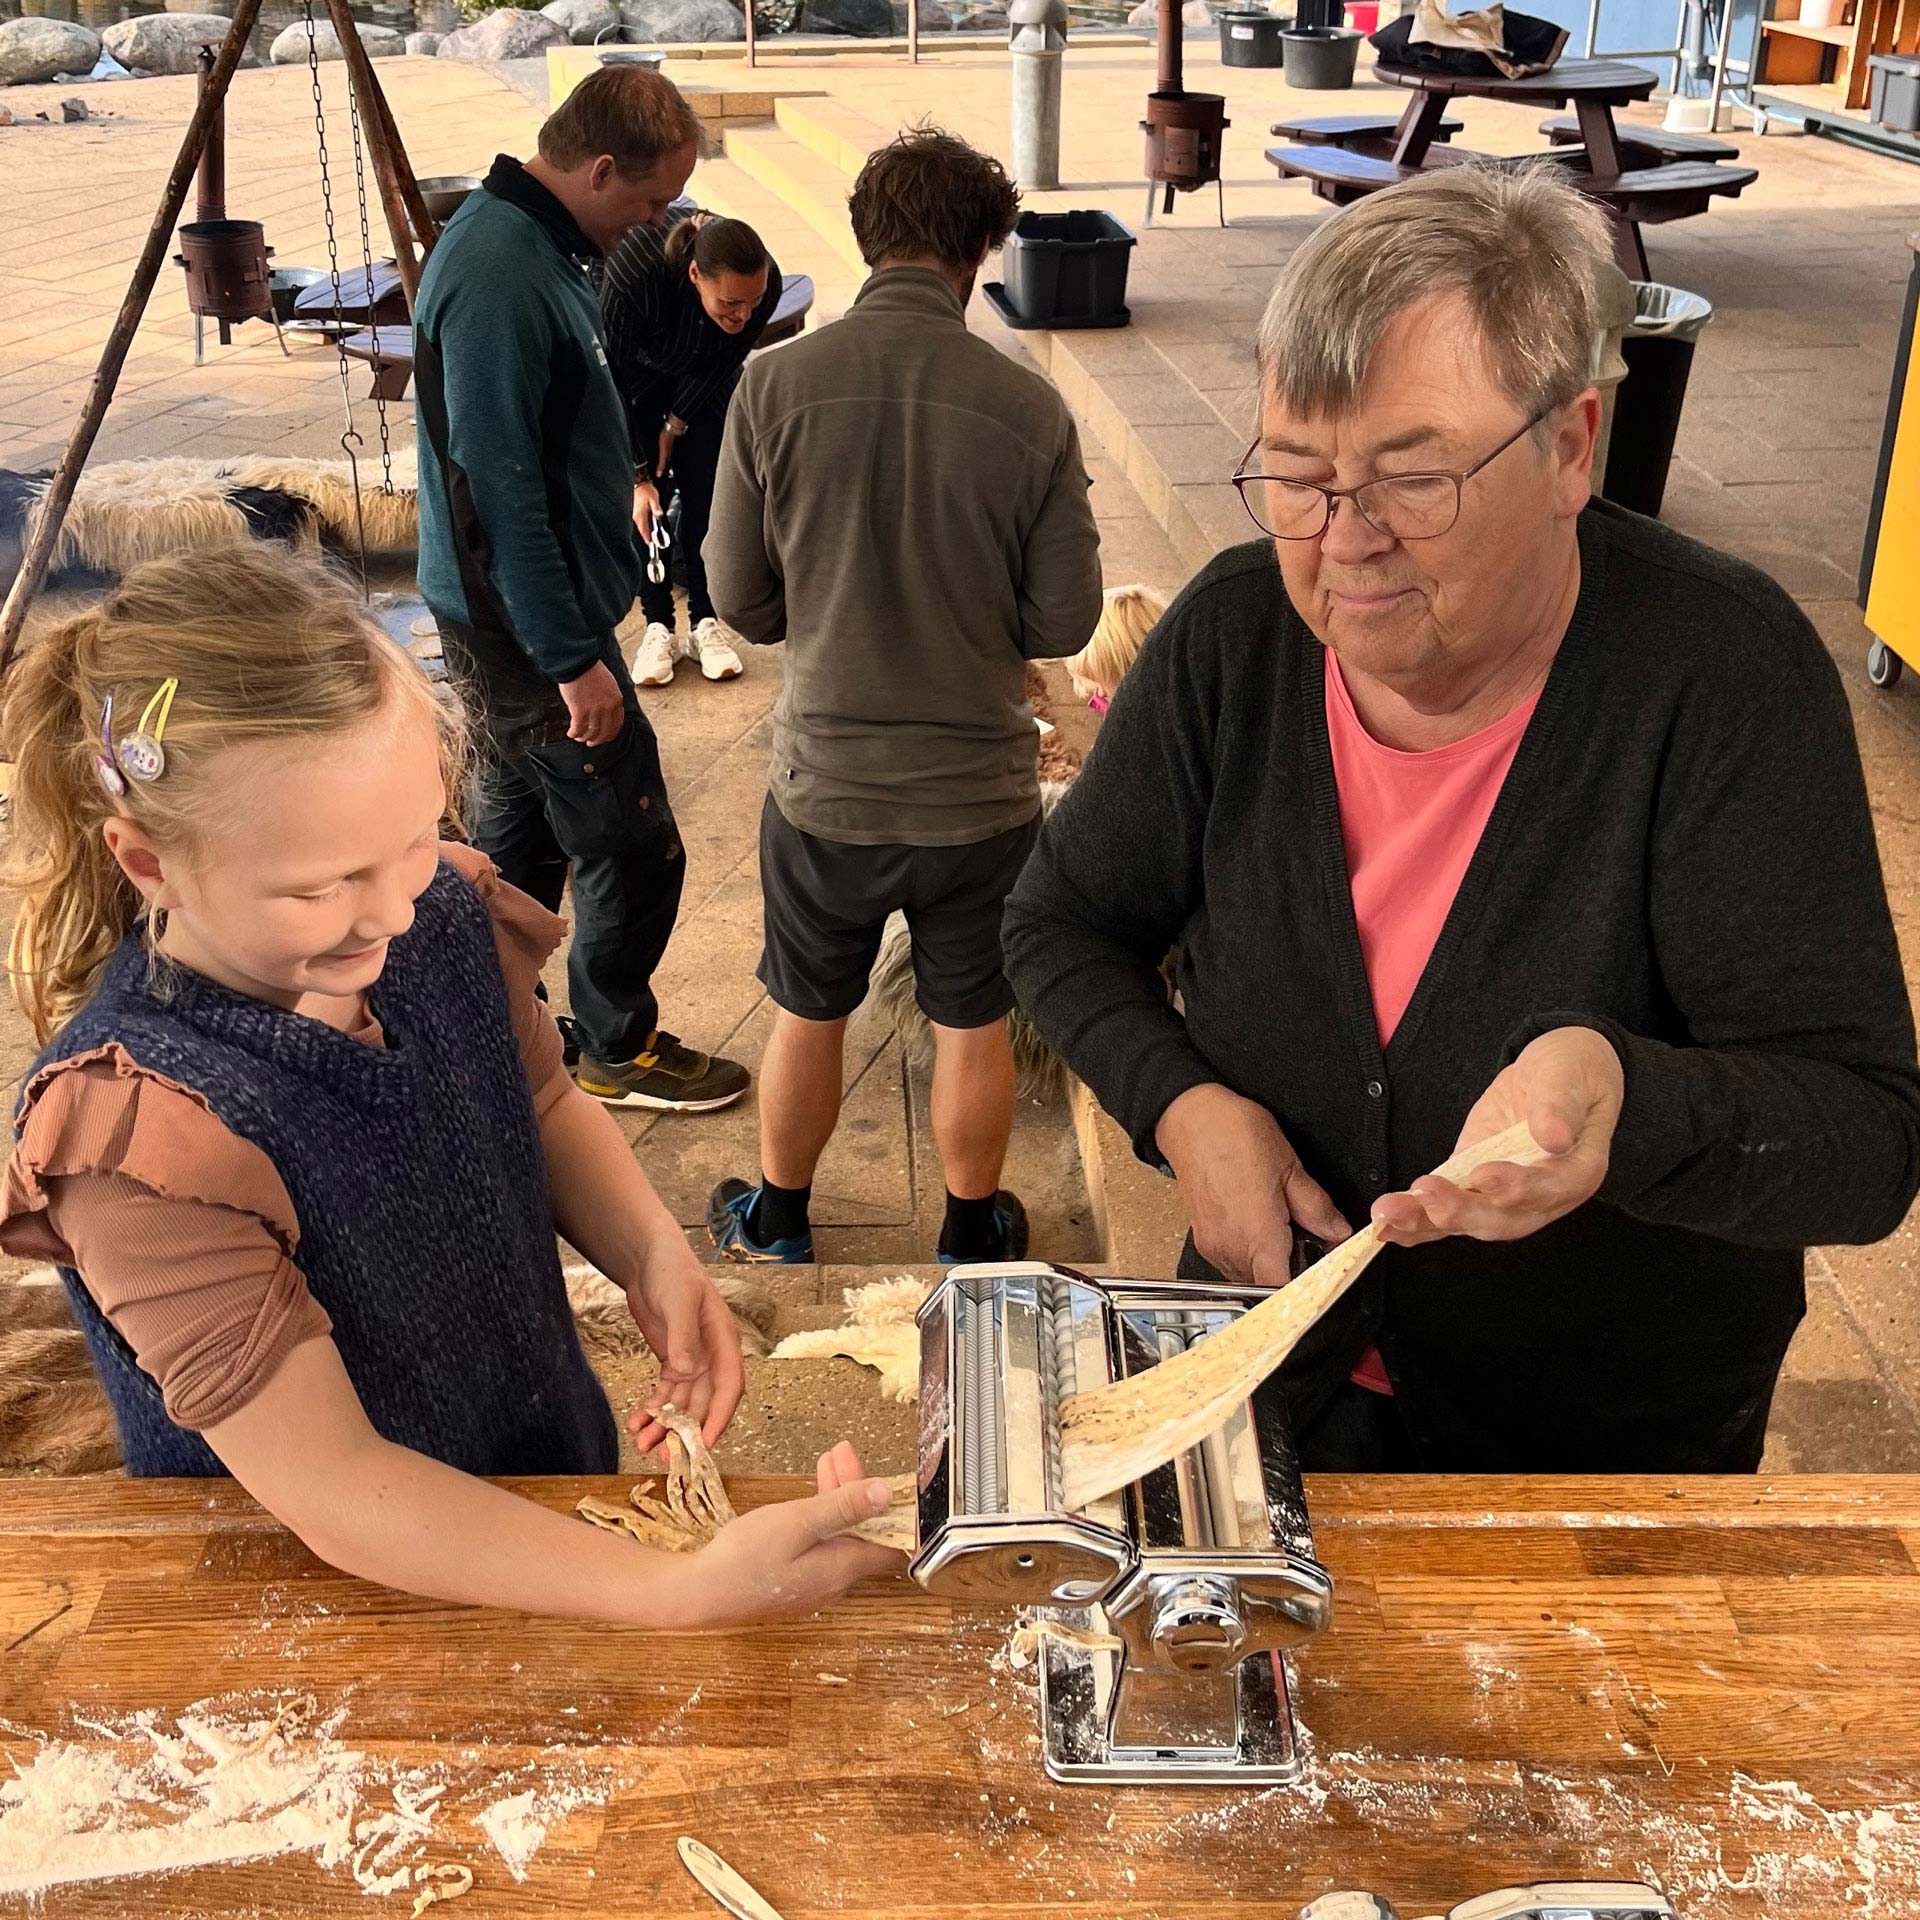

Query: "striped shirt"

xmin=599 ymin=215 xmax=781 ymax=475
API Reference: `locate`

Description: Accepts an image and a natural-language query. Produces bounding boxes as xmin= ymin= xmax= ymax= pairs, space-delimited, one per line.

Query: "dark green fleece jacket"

xmin=413 ymin=155 xmax=641 ymax=685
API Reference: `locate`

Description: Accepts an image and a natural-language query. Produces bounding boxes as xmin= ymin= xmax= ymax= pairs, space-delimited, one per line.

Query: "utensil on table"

xmin=678 ymin=1837 xmax=787 ymax=1920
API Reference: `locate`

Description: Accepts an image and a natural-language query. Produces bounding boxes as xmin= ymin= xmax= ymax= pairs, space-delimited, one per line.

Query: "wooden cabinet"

xmin=1759 ymin=0 xmax=1920 ymax=111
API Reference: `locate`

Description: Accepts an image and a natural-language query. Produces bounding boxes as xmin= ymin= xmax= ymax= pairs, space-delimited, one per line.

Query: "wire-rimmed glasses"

xmin=1230 ymin=412 xmax=1549 ymax=542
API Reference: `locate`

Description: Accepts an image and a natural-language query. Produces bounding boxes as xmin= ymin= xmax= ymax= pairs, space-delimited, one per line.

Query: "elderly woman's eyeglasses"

xmin=1230 ymin=412 xmax=1549 ymax=542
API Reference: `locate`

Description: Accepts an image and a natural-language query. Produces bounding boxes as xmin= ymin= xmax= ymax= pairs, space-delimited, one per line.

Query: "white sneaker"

xmin=691 ymin=617 xmax=744 ymax=682
xmin=633 ymin=621 xmax=677 ymax=687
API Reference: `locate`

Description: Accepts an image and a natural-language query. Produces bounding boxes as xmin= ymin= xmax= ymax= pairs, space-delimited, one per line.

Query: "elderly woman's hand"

xmin=1156 ymin=1083 xmax=1352 ymax=1291
xmin=1371 ymin=1027 xmax=1624 ymax=1247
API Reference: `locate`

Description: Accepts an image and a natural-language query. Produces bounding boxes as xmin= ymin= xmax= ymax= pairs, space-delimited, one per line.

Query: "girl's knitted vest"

xmin=24 ymin=862 xmax=618 ymax=1478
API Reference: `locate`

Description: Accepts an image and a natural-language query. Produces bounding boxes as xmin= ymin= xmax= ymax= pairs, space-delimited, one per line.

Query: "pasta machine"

xmin=906 ymin=1262 xmax=1334 ymax=1785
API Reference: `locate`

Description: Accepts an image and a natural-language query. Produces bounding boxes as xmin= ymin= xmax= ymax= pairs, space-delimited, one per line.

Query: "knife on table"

xmin=678 ymin=1836 xmax=787 ymax=1920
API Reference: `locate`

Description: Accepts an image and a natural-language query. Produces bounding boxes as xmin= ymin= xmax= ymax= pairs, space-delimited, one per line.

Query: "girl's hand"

xmin=1371 ymin=1027 xmax=1624 ymax=1247
xmin=666 ymin=1445 xmax=905 ymax=1627
xmin=655 ymin=429 xmax=676 ymax=482
xmin=625 ymin=1238 xmax=745 ymax=1453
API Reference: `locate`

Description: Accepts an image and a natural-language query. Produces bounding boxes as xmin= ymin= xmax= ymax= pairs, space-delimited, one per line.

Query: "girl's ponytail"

xmin=667 ymin=209 xmax=769 ymax=283
xmin=4 ymin=606 xmax=146 ymax=1043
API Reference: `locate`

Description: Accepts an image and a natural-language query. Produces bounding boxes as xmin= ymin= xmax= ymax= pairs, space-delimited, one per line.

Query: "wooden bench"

xmin=1538 ymin=113 xmax=1740 ymax=163
xmin=1583 ymin=159 xmax=1758 ymax=221
xmin=337 ymin=272 xmax=818 ymax=403
xmin=1265 ymin=144 xmax=1418 ymax=206
xmin=1269 ymin=111 xmax=1463 ymax=153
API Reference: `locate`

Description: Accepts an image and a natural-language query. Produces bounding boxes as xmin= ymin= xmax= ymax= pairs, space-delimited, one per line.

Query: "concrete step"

xmin=720 ymin=123 xmax=869 ymax=278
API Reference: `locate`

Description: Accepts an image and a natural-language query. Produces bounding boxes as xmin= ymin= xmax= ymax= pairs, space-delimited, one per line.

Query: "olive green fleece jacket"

xmin=706 ymin=268 xmax=1104 ymax=848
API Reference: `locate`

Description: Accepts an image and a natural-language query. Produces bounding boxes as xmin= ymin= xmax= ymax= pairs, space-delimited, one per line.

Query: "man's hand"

xmin=632 ymin=479 xmax=663 ymax=544
xmin=625 ymin=1237 xmax=746 ymax=1455
xmin=669 ymin=1443 xmax=905 ymax=1627
xmin=558 ymin=660 xmax=626 ymax=747
xmin=1371 ymin=1026 xmax=1625 ymax=1247
xmin=1156 ymin=1083 xmax=1351 ymax=1291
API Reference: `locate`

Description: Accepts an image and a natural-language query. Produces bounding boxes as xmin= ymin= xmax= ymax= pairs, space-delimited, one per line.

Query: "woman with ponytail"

xmin=0 ymin=546 xmax=901 ymax=1623
xmin=601 ymin=208 xmax=779 ymax=686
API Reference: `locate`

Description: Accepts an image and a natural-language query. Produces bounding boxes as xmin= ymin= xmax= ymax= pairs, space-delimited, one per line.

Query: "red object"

xmin=1347 ymin=2 xmax=1380 ymax=32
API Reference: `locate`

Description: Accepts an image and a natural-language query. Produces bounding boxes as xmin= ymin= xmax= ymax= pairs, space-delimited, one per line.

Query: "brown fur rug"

xmin=5 ymin=452 xmax=419 ymax=586
xmin=0 ymin=1260 xmax=777 ymax=1479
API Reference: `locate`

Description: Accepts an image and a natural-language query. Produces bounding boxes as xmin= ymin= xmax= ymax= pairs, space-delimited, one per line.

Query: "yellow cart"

xmin=1863 ymin=232 xmax=1920 ymax=690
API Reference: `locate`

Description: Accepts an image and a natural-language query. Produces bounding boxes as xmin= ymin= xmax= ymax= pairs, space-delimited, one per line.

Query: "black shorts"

xmin=756 ymin=797 xmax=1040 ymax=1029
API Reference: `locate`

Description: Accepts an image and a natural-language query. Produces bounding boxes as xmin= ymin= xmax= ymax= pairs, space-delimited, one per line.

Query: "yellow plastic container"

xmin=1863 ymin=234 xmax=1920 ymax=691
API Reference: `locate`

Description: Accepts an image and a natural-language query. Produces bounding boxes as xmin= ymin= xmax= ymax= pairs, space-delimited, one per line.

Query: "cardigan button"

xmin=1365 ymin=1079 xmax=1384 ymax=1099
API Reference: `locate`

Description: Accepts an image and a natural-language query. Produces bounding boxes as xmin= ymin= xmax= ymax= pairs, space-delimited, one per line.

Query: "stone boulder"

xmin=405 ymin=29 xmax=446 ymax=53
xmin=543 ymin=0 xmax=621 ymax=41
xmin=618 ymin=0 xmax=745 ymax=39
xmin=436 ymin=8 xmax=570 ymax=58
xmin=1128 ymin=0 xmax=1215 ymax=22
xmin=103 ymin=14 xmax=256 ymax=73
xmin=800 ymin=0 xmax=891 ymax=33
xmin=269 ymin=19 xmax=406 ymax=62
xmin=164 ymin=0 xmax=235 ymax=12
xmin=0 ymin=17 xmax=102 ymax=85
xmin=952 ymin=3 xmax=1005 ymax=21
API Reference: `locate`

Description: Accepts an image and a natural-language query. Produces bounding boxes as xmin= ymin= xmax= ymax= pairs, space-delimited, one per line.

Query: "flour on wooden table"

xmin=0 ymin=1694 xmax=366 ymax=1895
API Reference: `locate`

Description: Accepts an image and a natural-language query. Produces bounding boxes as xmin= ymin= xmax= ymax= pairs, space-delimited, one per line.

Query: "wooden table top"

xmin=4 ymin=1474 xmax=1920 ymax=1917
xmin=1374 ymin=56 xmax=1661 ymax=105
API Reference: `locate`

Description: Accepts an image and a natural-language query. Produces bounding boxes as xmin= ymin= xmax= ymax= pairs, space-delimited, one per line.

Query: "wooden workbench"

xmin=4 ymin=1475 xmax=1919 ymax=1916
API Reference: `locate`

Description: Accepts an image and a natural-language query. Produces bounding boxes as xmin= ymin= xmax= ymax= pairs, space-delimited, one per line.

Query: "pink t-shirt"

xmin=1323 ymin=650 xmax=1540 ymax=1396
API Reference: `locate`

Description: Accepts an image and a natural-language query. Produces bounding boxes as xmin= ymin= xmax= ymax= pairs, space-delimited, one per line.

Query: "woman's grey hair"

xmin=1256 ymin=165 xmax=1617 ymax=422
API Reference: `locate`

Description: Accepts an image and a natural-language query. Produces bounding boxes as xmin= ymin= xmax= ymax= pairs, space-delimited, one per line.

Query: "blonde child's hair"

xmin=3 ymin=545 xmax=466 ymax=1044
xmin=1067 ymin=585 xmax=1168 ymax=699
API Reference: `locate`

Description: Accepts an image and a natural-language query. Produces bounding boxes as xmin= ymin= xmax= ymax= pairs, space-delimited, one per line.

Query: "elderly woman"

xmin=602 ymin=210 xmax=781 ymax=687
xmin=1003 ymin=167 xmax=1920 ymax=1475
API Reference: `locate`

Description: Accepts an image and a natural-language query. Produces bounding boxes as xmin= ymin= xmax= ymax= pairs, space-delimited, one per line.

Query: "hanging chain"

xmin=340 ymin=44 xmax=394 ymax=497
xmin=303 ymin=0 xmax=370 ymax=594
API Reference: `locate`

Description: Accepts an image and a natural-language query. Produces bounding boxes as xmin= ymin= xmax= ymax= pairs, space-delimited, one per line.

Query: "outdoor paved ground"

xmin=3 ymin=43 xmax=1920 ymax=1471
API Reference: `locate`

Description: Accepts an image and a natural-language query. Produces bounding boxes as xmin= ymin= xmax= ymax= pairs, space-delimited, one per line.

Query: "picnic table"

xmin=1268 ymin=55 xmax=1759 ymax=277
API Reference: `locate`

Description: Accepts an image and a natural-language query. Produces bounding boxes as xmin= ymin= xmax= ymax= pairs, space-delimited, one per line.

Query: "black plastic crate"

xmin=999 ymin=211 xmax=1137 ymax=328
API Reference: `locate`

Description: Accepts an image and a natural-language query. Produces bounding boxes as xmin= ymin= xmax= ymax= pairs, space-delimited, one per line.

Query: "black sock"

xmin=939 ymin=1190 xmax=1003 ymax=1260
xmin=749 ymin=1178 xmax=811 ymax=1245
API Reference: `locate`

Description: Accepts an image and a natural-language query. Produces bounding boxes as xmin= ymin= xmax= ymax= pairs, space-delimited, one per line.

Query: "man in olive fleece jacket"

xmin=703 ymin=128 xmax=1102 ymax=1270
xmin=1004 ymin=167 xmax=1920 ymax=1475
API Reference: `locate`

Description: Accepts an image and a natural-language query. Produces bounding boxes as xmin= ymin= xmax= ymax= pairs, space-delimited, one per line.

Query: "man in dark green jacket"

xmin=415 ymin=67 xmax=747 ymax=1113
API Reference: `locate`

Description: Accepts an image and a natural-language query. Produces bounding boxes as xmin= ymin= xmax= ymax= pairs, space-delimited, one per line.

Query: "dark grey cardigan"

xmin=1004 ymin=502 xmax=1920 ymax=1471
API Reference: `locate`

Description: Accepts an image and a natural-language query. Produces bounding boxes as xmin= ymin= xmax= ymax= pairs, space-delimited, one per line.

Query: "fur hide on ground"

xmin=858 ymin=666 xmax=1080 ymax=1100
xmin=0 ymin=1257 xmax=776 ymax=1479
xmin=0 ymin=1271 xmax=118 ymax=1477
xmin=0 ymin=452 xmax=419 ymax=589
xmin=769 ymin=1274 xmax=933 ymax=1402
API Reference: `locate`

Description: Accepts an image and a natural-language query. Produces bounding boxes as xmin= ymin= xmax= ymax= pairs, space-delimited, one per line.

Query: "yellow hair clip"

xmin=117 ymin=678 xmax=178 ymax=785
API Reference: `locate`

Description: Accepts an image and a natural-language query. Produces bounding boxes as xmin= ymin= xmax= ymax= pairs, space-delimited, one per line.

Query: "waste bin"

xmin=1860 ymin=235 xmax=1920 ymax=690
xmin=1218 ymin=8 xmax=1291 ymax=66
xmin=1867 ymin=53 xmax=1920 ymax=133
xmin=1282 ymin=24 xmax=1362 ymax=88
xmin=995 ymin=211 xmax=1136 ymax=329
xmin=1601 ymin=282 xmax=1713 ymax=519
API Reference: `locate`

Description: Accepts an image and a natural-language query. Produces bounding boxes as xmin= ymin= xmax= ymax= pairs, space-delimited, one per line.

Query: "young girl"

xmin=601 ymin=209 xmax=781 ymax=687
xmin=0 ymin=546 xmax=897 ymax=1628
xmin=1067 ymin=584 xmax=1167 ymax=714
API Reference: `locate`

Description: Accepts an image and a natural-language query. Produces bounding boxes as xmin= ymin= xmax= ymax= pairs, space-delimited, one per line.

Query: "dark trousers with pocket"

xmin=634 ymin=404 xmax=724 ymax=631
xmin=439 ymin=617 xmax=684 ymax=1064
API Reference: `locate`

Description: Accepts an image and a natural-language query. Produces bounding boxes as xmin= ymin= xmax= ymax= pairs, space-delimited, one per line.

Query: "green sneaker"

xmin=574 ymin=1030 xmax=750 ymax=1112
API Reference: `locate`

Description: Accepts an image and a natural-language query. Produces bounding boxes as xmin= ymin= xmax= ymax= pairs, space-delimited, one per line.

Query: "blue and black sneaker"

xmin=937 ymin=1190 xmax=1030 ymax=1266
xmin=707 ymin=1177 xmax=815 ymax=1265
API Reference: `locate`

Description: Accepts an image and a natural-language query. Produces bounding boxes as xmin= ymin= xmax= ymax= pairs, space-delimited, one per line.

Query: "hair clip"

xmin=116 ymin=678 xmax=178 ymax=784
xmin=96 ymin=690 xmax=127 ymax=799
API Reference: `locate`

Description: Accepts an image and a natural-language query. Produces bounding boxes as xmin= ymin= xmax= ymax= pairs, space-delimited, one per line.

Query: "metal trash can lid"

xmin=1628 ymin=283 xmax=1713 ymax=340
